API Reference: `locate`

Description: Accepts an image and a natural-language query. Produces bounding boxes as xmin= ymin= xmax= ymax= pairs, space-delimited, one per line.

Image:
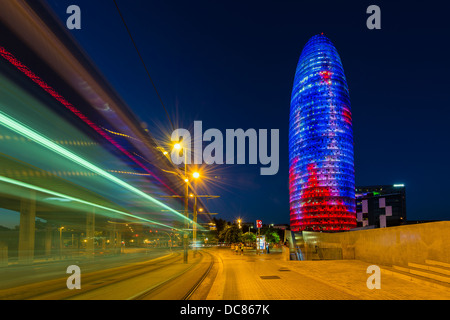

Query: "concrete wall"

xmin=298 ymin=221 xmax=450 ymax=266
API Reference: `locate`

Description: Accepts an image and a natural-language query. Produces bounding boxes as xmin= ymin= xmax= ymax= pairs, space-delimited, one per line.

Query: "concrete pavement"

xmin=205 ymin=247 xmax=450 ymax=300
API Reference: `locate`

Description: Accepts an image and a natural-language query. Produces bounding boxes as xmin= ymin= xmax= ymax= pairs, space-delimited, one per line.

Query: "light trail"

xmin=0 ymin=109 xmax=198 ymax=227
xmin=0 ymin=45 xmax=178 ymax=196
xmin=0 ymin=175 xmax=179 ymax=231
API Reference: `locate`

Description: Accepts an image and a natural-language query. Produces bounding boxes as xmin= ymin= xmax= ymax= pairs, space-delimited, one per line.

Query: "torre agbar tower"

xmin=289 ymin=34 xmax=356 ymax=232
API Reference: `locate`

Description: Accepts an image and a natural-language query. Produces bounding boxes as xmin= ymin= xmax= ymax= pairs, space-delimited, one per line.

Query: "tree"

xmin=242 ymin=232 xmax=256 ymax=246
xmin=261 ymin=226 xmax=282 ymax=244
xmin=212 ymin=217 xmax=229 ymax=242
xmin=219 ymin=224 xmax=243 ymax=244
xmin=265 ymin=231 xmax=280 ymax=244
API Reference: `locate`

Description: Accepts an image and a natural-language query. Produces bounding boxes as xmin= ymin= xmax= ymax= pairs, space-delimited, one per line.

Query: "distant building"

xmin=241 ymin=222 xmax=254 ymax=233
xmin=271 ymin=224 xmax=290 ymax=230
xmin=200 ymin=222 xmax=217 ymax=231
xmin=356 ymin=184 xmax=406 ymax=228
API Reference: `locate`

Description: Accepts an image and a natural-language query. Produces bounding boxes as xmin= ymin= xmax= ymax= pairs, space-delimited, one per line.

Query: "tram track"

xmin=130 ymin=250 xmax=215 ymax=300
xmin=1 ymin=249 xmax=216 ymax=300
xmin=181 ymin=250 xmax=215 ymax=300
xmin=0 ymin=251 xmax=181 ymax=300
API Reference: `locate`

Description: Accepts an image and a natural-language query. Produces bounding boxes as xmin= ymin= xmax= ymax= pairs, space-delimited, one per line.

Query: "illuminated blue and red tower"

xmin=289 ymin=34 xmax=356 ymax=232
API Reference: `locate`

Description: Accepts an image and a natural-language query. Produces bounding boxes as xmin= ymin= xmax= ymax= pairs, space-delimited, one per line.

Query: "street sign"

xmin=256 ymin=220 xmax=262 ymax=229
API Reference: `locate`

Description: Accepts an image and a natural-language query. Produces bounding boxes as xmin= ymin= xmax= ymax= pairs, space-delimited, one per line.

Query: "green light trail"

xmin=0 ymin=109 xmax=196 ymax=227
xmin=0 ymin=175 xmax=180 ymax=230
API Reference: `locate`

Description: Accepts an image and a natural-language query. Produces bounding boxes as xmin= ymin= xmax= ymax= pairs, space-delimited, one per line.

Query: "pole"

xmin=193 ymin=194 xmax=197 ymax=257
xmin=257 ymin=227 xmax=261 ymax=255
xmin=183 ymin=151 xmax=189 ymax=264
xmin=59 ymin=227 xmax=62 ymax=260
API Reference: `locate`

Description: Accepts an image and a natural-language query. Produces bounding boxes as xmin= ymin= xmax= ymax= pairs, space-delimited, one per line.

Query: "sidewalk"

xmin=206 ymin=247 xmax=450 ymax=300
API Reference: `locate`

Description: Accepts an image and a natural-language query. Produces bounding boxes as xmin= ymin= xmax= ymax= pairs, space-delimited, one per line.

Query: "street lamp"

xmin=167 ymin=142 xmax=198 ymax=263
xmin=59 ymin=226 xmax=64 ymax=259
xmin=172 ymin=142 xmax=190 ymax=263
xmin=162 ymin=144 xmax=217 ymax=262
xmin=191 ymin=172 xmax=200 ymax=256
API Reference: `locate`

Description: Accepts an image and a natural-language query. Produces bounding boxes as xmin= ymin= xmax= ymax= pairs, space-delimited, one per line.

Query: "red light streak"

xmin=0 ymin=46 xmax=178 ymax=196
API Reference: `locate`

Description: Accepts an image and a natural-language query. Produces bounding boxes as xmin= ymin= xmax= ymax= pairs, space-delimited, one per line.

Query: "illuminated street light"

xmin=164 ymin=141 xmax=192 ymax=263
xmin=174 ymin=143 xmax=182 ymax=150
xmin=163 ymin=142 xmax=214 ymax=262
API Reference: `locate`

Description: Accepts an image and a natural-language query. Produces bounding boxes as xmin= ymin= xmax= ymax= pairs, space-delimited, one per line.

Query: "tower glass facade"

xmin=289 ymin=34 xmax=356 ymax=232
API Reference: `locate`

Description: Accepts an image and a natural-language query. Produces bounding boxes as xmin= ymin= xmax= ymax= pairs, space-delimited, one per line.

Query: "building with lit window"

xmin=356 ymin=184 xmax=407 ymax=228
xmin=289 ymin=34 xmax=356 ymax=232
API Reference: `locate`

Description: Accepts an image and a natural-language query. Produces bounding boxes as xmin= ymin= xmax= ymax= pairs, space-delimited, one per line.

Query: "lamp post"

xmin=191 ymin=172 xmax=199 ymax=257
xmin=191 ymin=193 xmax=219 ymax=257
xmin=59 ymin=226 xmax=64 ymax=260
xmin=161 ymin=142 xmax=201 ymax=263
xmin=161 ymin=142 xmax=220 ymax=261
xmin=172 ymin=142 xmax=190 ymax=263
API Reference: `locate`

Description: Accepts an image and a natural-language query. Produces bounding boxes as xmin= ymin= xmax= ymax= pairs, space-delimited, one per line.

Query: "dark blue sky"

xmin=46 ymin=0 xmax=450 ymax=224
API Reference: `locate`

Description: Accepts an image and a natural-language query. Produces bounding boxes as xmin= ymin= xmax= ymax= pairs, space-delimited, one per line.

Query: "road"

xmin=0 ymin=248 xmax=214 ymax=300
xmin=1 ymin=247 xmax=449 ymax=300
xmin=207 ymin=247 xmax=450 ymax=300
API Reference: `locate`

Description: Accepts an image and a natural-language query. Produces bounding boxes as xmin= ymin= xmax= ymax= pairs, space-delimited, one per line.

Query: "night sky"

xmin=45 ymin=0 xmax=450 ymax=225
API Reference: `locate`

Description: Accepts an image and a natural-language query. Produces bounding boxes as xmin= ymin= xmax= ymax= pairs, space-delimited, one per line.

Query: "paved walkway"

xmin=206 ymin=247 xmax=450 ymax=300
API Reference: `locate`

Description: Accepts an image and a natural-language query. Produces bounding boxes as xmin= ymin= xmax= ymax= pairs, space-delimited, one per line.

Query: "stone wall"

xmin=294 ymin=221 xmax=450 ymax=266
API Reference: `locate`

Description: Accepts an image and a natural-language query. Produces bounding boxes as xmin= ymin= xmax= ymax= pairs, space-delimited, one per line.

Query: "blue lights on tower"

xmin=289 ymin=34 xmax=356 ymax=232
